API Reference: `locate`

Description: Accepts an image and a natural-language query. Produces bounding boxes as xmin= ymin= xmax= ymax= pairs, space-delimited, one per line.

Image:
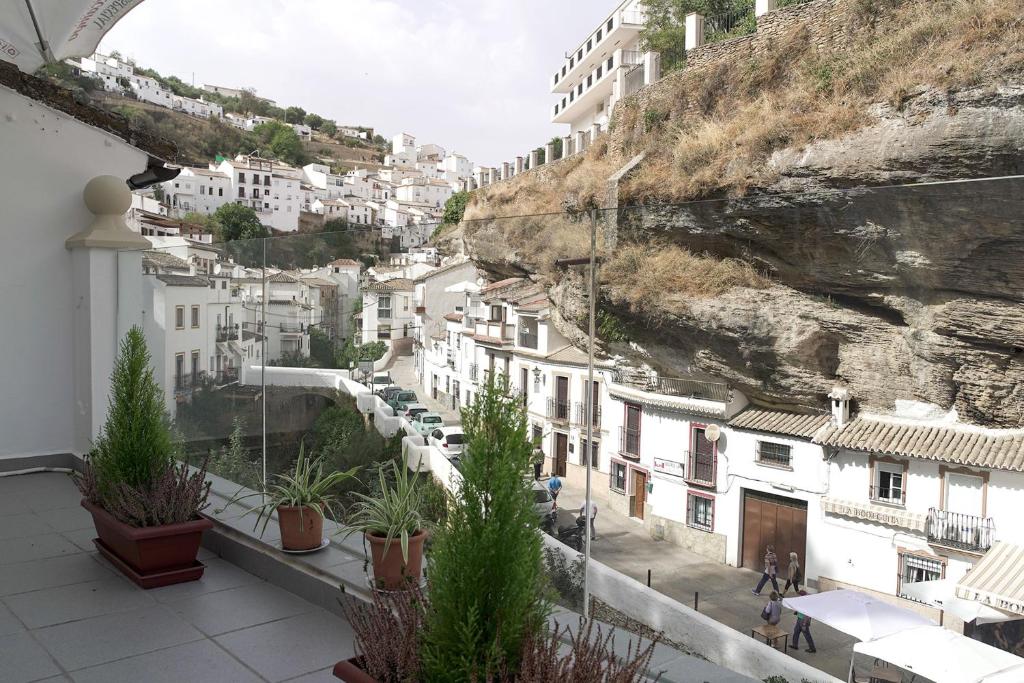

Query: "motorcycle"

xmin=543 ymin=509 xmax=586 ymax=552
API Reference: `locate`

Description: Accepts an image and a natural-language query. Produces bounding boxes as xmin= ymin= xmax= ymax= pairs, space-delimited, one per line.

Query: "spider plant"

xmin=222 ymin=442 xmax=358 ymax=538
xmin=346 ymin=460 xmax=424 ymax=563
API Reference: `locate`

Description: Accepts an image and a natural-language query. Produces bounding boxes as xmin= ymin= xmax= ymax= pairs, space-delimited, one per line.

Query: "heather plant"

xmin=340 ymin=587 xmax=427 ymax=682
xmin=421 ymin=373 xmax=549 ymax=680
xmin=79 ymin=455 xmax=211 ymax=527
xmin=517 ymin=618 xmax=660 ymax=682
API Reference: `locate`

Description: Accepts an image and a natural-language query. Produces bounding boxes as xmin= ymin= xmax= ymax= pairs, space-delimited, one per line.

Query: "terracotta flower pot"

xmin=81 ymin=498 xmax=212 ymax=589
xmin=333 ymin=656 xmax=377 ymax=682
xmin=277 ymin=505 xmax=324 ymax=551
xmin=366 ymin=529 xmax=427 ymax=591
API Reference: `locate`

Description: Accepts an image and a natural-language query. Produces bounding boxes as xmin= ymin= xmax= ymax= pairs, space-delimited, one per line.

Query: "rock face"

xmin=461 ymin=85 xmax=1024 ymax=427
xmin=608 ymin=87 xmax=1024 ymax=427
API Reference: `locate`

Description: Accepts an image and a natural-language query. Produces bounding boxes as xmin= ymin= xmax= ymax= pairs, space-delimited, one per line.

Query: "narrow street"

xmin=384 ymin=352 xmax=461 ymax=426
xmin=554 ymin=480 xmax=857 ymax=680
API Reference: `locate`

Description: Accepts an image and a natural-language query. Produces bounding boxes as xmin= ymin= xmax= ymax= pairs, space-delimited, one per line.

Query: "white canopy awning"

xmin=0 ymin=1 xmax=146 ymax=73
xmin=781 ymin=589 xmax=934 ymax=642
xmin=956 ymin=542 xmax=1024 ymax=616
xmin=853 ymin=625 xmax=1024 ymax=683
xmin=900 ymin=578 xmax=1019 ymax=625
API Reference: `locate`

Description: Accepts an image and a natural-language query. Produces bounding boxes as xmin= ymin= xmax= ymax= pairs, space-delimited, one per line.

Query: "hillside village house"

xmin=550 ymin=0 xmax=659 ymax=154
xmin=359 ymin=278 xmax=416 ymax=348
xmin=416 ymin=265 xmax=1024 ymax=635
xmin=163 ymin=167 xmax=233 ymax=215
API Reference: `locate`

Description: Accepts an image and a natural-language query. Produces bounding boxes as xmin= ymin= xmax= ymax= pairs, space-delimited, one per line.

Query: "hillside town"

xmin=2 ymin=0 xmax=1024 ymax=682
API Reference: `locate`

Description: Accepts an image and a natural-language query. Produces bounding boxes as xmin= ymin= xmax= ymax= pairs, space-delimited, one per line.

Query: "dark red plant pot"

xmin=333 ymin=656 xmax=378 ymax=682
xmin=81 ymin=498 xmax=213 ymax=588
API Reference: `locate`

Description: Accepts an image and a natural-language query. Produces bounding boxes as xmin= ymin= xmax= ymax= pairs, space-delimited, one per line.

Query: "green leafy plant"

xmin=346 ymin=461 xmax=424 ymax=563
xmin=224 ymin=442 xmax=357 ymax=537
xmin=422 ymin=374 xmax=549 ymax=679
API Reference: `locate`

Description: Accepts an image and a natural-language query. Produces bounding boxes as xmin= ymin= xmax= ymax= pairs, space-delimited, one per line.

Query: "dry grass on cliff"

xmin=621 ymin=0 xmax=1024 ymax=201
xmin=463 ymin=137 xmax=618 ymax=222
xmin=602 ymin=243 xmax=769 ymax=318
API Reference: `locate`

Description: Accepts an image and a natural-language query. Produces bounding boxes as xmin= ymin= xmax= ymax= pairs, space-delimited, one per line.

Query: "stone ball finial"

xmin=83 ymin=175 xmax=131 ymax=217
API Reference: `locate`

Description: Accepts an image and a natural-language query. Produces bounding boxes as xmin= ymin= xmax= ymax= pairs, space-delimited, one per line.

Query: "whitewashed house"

xmin=359 ymin=278 xmax=416 ymax=346
xmin=162 ymin=167 xmax=232 ymax=216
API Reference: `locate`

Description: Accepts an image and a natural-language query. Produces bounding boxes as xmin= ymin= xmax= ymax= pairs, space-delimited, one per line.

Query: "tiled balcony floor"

xmin=0 ymin=472 xmax=354 ymax=683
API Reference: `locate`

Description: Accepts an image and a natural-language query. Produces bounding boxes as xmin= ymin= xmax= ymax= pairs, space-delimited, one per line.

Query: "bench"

xmin=750 ymin=623 xmax=789 ymax=654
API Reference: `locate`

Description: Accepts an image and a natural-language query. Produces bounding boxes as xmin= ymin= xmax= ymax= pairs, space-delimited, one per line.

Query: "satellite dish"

xmin=705 ymin=424 xmax=721 ymax=442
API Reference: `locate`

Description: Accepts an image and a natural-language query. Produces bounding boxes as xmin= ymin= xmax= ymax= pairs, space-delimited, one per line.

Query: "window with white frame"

xmin=687 ymin=493 xmax=714 ymax=532
xmin=756 ymin=441 xmax=792 ymax=468
xmin=378 ymin=295 xmax=392 ymax=319
xmin=610 ymin=462 xmax=626 ymax=492
xmin=898 ymin=553 xmax=942 ymax=600
xmin=873 ymin=461 xmax=905 ymax=505
xmin=175 ymin=306 xmax=184 ymax=329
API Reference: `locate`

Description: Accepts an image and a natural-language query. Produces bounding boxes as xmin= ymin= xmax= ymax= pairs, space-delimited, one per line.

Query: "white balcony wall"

xmin=0 ymin=85 xmax=149 ymax=457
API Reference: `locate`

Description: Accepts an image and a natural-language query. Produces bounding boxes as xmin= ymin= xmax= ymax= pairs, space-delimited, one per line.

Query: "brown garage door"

xmin=742 ymin=490 xmax=807 ymax=576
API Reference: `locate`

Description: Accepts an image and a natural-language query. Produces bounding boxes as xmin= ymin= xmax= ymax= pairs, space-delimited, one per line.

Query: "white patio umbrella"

xmin=781 ymin=589 xmax=935 ymax=642
xmin=900 ymin=578 xmax=1019 ymax=625
xmin=853 ymin=625 xmax=1024 ymax=683
xmin=0 ymin=0 xmax=147 ymax=73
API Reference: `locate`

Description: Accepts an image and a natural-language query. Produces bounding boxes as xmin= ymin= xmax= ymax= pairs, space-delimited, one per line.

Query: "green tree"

xmin=213 ymin=203 xmax=268 ymax=241
xmin=181 ymin=211 xmax=219 ymax=236
xmin=90 ymin=327 xmax=174 ymax=495
xmin=254 ymin=120 xmax=306 ymax=165
xmin=549 ymin=136 xmax=563 ymax=160
xmin=320 ymin=120 xmax=337 ymax=136
xmin=285 ymin=106 xmax=307 ymax=124
xmin=304 ymin=113 xmax=324 ymax=129
xmin=422 ymin=374 xmax=548 ymax=679
xmin=442 ymin=191 xmax=470 ymax=226
xmin=309 ymin=328 xmax=335 ymax=367
xmin=640 ymin=0 xmax=750 ymax=72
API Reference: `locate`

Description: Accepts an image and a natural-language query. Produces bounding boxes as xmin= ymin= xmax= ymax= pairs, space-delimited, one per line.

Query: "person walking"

xmin=752 ymin=544 xmax=780 ymax=595
xmin=531 ymin=445 xmax=545 ymax=480
xmin=580 ymin=500 xmax=598 ymax=541
xmin=547 ymin=474 xmax=562 ymax=509
xmin=791 ymin=590 xmax=817 ymax=653
xmin=760 ymin=591 xmax=783 ymax=626
xmin=783 ymin=551 xmax=802 ymax=595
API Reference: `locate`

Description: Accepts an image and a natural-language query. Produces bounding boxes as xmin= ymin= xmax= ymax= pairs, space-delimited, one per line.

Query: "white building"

xmin=550 ymin=0 xmax=660 ymax=145
xmin=359 ymin=278 xmax=416 ymax=345
xmin=215 ymin=155 xmax=302 ymax=232
xmin=338 ymin=126 xmax=369 ymax=140
xmin=72 ymin=52 xmax=132 ymax=92
xmin=395 ymin=177 xmax=453 ymax=208
xmin=162 ymin=167 xmax=233 ymax=216
xmin=292 ymin=123 xmax=312 ymax=140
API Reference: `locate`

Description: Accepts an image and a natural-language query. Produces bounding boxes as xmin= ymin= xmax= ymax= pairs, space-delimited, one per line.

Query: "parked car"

xmin=412 ymin=412 xmax=444 ymax=436
xmin=532 ymin=481 xmax=554 ymax=519
xmin=387 ymin=390 xmax=418 ymax=412
xmin=375 ymin=386 xmax=402 ymax=402
xmin=370 ymin=372 xmax=393 ymax=390
xmin=428 ymin=427 xmax=465 ymax=456
xmin=403 ymin=403 xmax=430 ymax=421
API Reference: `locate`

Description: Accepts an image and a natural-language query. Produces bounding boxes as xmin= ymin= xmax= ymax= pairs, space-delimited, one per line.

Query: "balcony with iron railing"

xmin=572 ymin=401 xmax=602 ymax=428
xmin=927 ymin=509 xmax=995 ymax=553
xmin=279 ymin=322 xmax=305 ymax=334
xmin=474 ymin=321 xmax=515 ymax=344
xmin=611 ymin=369 xmax=730 ymax=403
xmin=216 ymin=323 xmax=239 ymax=342
xmin=518 ymin=330 xmax=539 ymax=350
xmin=619 ymin=426 xmax=640 ymax=459
xmin=547 ymin=397 xmax=570 ymax=423
xmin=685 ymin=450 xmax=716 ymax=488
xmin=469 ymin=362 xmax=479 ymax=382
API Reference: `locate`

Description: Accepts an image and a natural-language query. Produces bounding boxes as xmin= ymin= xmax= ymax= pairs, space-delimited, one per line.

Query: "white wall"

xmin=0 ymin=86 xmax=148 ymax=457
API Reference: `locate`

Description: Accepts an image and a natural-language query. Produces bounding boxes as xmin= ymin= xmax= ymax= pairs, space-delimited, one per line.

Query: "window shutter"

xmin=686 ymin=494 xmax=692 ymax=525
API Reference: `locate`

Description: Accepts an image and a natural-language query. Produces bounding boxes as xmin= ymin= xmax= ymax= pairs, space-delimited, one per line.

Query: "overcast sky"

xmin=101 ymin=0 xmax=614 ymax=167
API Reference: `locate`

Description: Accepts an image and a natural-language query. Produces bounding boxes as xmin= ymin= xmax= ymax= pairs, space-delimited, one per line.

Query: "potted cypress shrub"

xmin=227 ymin=443 xmax=356 ymax=551
xmin=77 ymin=326 xmax=213 ymax=589
xmin=346 ymin=460 xmax=426 ymax=590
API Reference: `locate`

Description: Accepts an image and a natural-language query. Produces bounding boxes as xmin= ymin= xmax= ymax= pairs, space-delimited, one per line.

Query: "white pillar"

xmin=575 ymin=130 xmax=587 ymax=154
xmin=562 ymin=135 xmax=573 ymax=158
xmin=502 ymin=161 xmax=511 ymax=180
xmin=591 ymin=123 xmax=601 ymax=142
xmin=529 ymin=150 xmax=539 ymax=169
xmin=488 ymin=167 xmax=498 ymax=184
xmin=643 ymin=51 xmax=660 ymax=85
xmin=755 ymin=0 xmax=777 ymax=17
xmin=515 ymin=156 xmax=524 ymax=174
xmin=685 ymin=13 xmax=705 ymax=51
xmin=544 ymin=142 xmax=555 ymax=164
xmin=66 ymin=176 xmax=150 ymax=448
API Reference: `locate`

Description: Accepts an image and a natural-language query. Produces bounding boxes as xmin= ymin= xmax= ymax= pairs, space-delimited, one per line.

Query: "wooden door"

xmin=741 ymin=491 xmax=808 ymax=575
xmin=633 ymin=471 xmax=647 ymax=520
xmin=555 ymin=432 xmax=568 ymax=477
xmin=555 ymin=376 xmax=569 ymax=420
